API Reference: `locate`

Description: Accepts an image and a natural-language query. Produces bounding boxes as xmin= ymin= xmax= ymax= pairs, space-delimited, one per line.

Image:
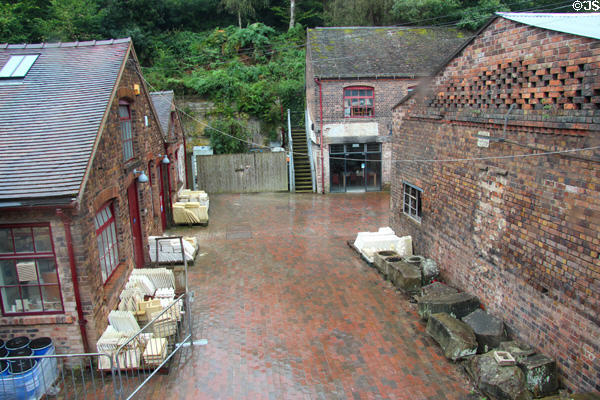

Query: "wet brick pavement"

xmin=140 ymin=192 xmax=475 ymax=399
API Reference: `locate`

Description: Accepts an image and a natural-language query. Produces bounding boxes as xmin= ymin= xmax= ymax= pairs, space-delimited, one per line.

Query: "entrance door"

xmin=329 ymin=143 xmax=382 ymax=192
xmin=127 ymin=181 xmax=145 ymax=269
xmin=345 ymin=151 xmax=365 ymax=192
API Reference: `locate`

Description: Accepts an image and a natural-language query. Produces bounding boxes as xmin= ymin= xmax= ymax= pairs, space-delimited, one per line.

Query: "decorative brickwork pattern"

xmin=391 ymin=17 xmax=600 ymax=392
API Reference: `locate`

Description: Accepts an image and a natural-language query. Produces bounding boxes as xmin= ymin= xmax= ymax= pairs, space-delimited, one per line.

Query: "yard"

xmin=137 ymin=192 xmax=475 ymax=399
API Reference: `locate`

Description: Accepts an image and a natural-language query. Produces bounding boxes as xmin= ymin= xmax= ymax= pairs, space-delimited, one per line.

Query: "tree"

xmin=289 ymin=0 xmax=295 ymax=30
xmin=38 ymin=0 xmax=106 ymax=41
xmin=324 ymin=0 xmax=395 ymax=26
xmin=222 ymin=0 xmax=269 ymax=28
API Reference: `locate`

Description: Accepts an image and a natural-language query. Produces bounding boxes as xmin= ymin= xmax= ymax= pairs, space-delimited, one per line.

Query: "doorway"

xmin=127 ymin=181 xmax=145 ymax=268
xmin=329 ymin=143 xmax=382 ymax=193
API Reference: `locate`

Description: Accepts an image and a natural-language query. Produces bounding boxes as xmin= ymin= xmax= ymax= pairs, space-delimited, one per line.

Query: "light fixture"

xmin=158 ymin=154 xmax=170 ymax=165
xmin=133 ymin=169 xmax=149 ymax=183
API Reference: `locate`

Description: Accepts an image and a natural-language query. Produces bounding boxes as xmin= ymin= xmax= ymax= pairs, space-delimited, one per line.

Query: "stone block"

xmin=462 ymin=309 xmax=507 ymax=353
xmin=499 ymin=341 xmax=535 ymax=362
xmin=426 ymin=312 xmax=478 ymax=361
xmin=420 ymin=282 xmax=458 ymax=297
xmin=538 ymin=394 xmax=600 ymax=400
xmin=373 ymin=250 xmax=399 ymax=275
xmin=467 ymin=351 xmax=532 ymax=400
xmin=420 ymin=258 xmax=439 ymax=285
xmin=384 ymin=256 xmax=404 ymax=281
xmin=418 ymin=292 xmax=480 ymax=320
xmin=389 ymin=260 xmax=421 ymax=294
xmin=518 ymin=354 xmax=558 ymax=398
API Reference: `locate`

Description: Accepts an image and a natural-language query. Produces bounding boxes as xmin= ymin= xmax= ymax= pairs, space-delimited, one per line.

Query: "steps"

xmin=291 ymin=129 xmax=313 ymax=192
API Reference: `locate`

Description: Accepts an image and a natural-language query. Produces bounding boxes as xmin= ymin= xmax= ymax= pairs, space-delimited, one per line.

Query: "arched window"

xmin=94 ymin=202 xmax=119 ymax=283
xmin=119 ymin=100 xmax=134 ymax=161
xmin=343 ymin=87 xmax=374 ymax=118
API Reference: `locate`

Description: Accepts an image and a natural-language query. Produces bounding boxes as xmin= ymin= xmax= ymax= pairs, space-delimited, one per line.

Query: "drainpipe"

xmin=314 ymin=78 xmax=325 ymax=194
xmin=182 ymin=135 xmax=189 ymax=189
xmin=56 ymin=209 xmax=90 ymax=354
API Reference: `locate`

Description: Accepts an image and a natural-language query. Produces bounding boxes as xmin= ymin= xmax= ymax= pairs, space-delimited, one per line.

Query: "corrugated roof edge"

xmin=309 ymin=25 xmax=454 ymax=30
xmin=0 ymin=38 xmax=131 ymax=50
xmin=391 ymin=16 xmax=498 ymax=110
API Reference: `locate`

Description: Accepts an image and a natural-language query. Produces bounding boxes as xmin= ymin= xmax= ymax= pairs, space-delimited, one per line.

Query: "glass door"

xmin=345 ymin=151 xmax=365 ymax=192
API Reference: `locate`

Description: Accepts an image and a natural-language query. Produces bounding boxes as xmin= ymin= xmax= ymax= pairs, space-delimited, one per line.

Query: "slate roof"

xmin=0 ymin=38 xmax=131 ymax=202
xmin=150 ymin=90 xmax=174 ymax=140
xmin=307 ymin=27 xmax=470 ymax=79
xmin=498 ymin=12 xmax=600 ymax=40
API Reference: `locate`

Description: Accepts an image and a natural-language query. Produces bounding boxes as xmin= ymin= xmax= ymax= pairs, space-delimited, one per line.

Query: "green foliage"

xmin=38 ymin=0 xmax=106 ymax=42
xmin=205 ymin=115 xmax=249 ymax=154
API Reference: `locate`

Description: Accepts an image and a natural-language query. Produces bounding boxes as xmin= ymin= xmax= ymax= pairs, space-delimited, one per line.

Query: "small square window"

xmin=402 ymin=183 xmax=422 ymax=222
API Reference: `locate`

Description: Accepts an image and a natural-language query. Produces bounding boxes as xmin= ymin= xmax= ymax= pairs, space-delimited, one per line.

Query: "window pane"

xmin=0 ymin=228 xmax=13 ymax=253
xmin=33 ymin=227 xmax=52 ymax=252
xmin=13 ymin=227 xmax=34 ymax=253
xmin=21 ymin=286 xmax=42 ymax=312
xmin=16 ymin=259 xmax=38 ymax=282
xmin=345 ymin=89 xmax=352 ymax=96
xmin=37 ymin=259 xmax=58 ymax=284
xmin=0 ymin=260 xmax=17 ymax=285
xmin=1 ymin=287 xmax=20 ymax=313
xmin=352 ymin=90 xmax=358 ymax=96
xmin=41 ymin=286 xmax=62 ymax=311
xmin=119 ymin=105 xmax=130 ymax=119
xmin=97 ymin=236 xmax=104 ymax=260
xmin=366 ymin=90 xmax=373 ymax=96
xmin=366 ymin=99 xmax=373 ymax=106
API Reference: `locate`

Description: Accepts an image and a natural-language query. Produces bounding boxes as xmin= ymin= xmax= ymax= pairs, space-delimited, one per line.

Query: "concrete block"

xmin=426 ymin=312 xmax=478 ymax=361
xmin=467 ymin=351 xmax=532 ymax=400
xmin=418 ymin=292 xmax=480 ymax=320
xmin=518 ymin=354 xmax=558 ymax=398
xmin=384 ymin=256 xmax=404 ymax=281
xmin=499 ymin=341 xmax=535 ymax=362
xmin=374 ymin=250 xmax=399 ymax=275
xmin=462 ymin=309 xmax=507 ymax=353
xmin=421 ymin=282 xmax=458 ymax=297
xmin=389 ymin=260 xmax=421 ymax=294
xmin=538 ymin=394 xmax=600 ymax=400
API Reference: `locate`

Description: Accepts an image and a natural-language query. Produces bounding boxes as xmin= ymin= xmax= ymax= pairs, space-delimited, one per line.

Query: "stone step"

xmin=518 ymin=354 xmax=558 ymax=398
xmin=388 ymin=260 xmax=421 ymax=294
xmin=426 ymin=313 xmax=478 ymax=361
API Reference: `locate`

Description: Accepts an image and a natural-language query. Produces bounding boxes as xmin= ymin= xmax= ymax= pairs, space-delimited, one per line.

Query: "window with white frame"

xmin=0 ymin=224 xmax=63 ymax=315
xmin=119 ymin=101 xmax=134 ymax=162
xmin=403 ymin=182 xmax=422 ymax=221
xmin=94 ymin=202 xmax=120 ymax=283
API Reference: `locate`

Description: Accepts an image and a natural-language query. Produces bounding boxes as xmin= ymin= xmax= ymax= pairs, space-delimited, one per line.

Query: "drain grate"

xmin=226 ymin=231 xmax=253 ymax=240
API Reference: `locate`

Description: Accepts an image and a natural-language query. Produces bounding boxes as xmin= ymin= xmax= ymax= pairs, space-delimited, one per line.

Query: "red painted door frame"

xmin=158 ymin=165 xmax=167 ymax=230
xmin=127 ymin=181 xmax=145 ymax=269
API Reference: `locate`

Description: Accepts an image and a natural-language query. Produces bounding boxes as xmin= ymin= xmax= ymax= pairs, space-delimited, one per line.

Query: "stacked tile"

xmin=108 ymin=310 xmax=141 ymax=333
xmin=125 ymin=275 xmax=156 ymax=296
xmin=96 ymin=326 xmax=130 ymax=353
xmin=131 ymin=268 xmax=175 ymax=289
xmin=151 ymin=315 xmax=177 ymax=338
xmin=118 ymin=288 xmax=144 ymax=312
xmin=148 ymin=236 xmax=197 ymax=263
xmin=142 ymin=338 xmax=167 ymax=366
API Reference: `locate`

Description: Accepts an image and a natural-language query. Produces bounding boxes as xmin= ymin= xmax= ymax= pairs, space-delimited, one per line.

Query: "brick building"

xmin=390 ymin=13 xmax=600 ymax=392
xmin=150 ymin=90 xmax=188 ymax=230
xmin=0 ymin=39 xmax=175 ymax=353
xmin=305 ymin=27 xmax=467 ymax=193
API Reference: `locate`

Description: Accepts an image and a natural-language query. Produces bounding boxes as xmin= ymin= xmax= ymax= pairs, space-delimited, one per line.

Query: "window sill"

xmin=102 ymin=262 xmax=129 ymax=291
xmin=0 ymin=313 xmax=72 ymax=326
xmin=403 ymin=212 xmax=422 ymax=225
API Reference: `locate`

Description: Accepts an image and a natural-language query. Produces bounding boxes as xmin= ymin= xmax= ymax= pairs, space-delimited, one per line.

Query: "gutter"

xmin=56 ymin=208 xmax=90 ymax=354
xmin=314 ymin=78 xmax=325 ymax=194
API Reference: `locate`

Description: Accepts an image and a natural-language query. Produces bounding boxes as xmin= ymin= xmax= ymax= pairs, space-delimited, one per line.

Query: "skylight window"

xmin=0 ymin=55 xmax=39 ymax=78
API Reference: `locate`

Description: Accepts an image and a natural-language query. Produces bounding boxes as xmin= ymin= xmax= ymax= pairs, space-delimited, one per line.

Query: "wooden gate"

xmin=195 ymin=152 xmax=288 ymax=193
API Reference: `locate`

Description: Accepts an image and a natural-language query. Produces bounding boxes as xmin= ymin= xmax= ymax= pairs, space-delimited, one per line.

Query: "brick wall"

xmin=307 ymin=77 xmax=415 ymax=192
xmin=75 ymin=58 xmax=165 ymax=350
xmin=0 ymin=54 xmax=167 ymax=354
xmin=390 ymin=18 xmax=599 ymax=392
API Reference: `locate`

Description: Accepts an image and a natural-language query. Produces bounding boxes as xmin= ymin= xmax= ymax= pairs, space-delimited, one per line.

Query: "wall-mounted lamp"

xmin=133 ymin=169 xmax=149 ymax=183
xmin=158 ymin=154 xmax=170 ymax=165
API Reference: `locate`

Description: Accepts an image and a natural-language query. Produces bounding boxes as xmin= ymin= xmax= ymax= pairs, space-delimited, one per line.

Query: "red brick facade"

xmin=0 ymin=51 xmax=169 ymax=353
xmin=391 ymin=17 xmax=599 ymax=392
xmin=306 ymin=77 xmax=415 ymax=192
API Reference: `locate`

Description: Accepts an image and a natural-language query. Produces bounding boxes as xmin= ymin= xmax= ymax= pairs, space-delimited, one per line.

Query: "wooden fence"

xmin=195 ymin=152 xmax=288 ymax=193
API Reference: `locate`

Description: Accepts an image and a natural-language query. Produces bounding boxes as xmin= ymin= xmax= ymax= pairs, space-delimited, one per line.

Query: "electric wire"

xmin=138 ymin=70 xmax=600 ymax=166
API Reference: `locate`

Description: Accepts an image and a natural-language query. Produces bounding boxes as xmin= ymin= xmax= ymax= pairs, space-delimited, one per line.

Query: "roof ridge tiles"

xmin=0 ymin=38 xmax=131 ymax=50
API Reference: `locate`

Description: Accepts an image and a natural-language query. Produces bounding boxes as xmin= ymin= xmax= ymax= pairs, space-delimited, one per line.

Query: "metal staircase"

xmin=291 ymin=129 xmax=313 ymax=192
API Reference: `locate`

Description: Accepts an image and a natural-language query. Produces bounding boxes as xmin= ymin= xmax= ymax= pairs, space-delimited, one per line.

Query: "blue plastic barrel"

xmin=1 ymin=360 xmax=40 ymax=400
xmin=8 ymin=348 xmax=34 ymax=374
xmin=5 ymin=337 xmax=29 ymax=352
xmin=0 ymin=339 xmax=4 ymax=351
xmin=29 ymin=337 xmax=57 ymax=390
xmin=0 ymin=361 xmax=7 ymax=376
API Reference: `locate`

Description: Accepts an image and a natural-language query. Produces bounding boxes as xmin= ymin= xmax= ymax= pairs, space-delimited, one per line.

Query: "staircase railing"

xmin=287 ymin=109 xmax=295 ymax=192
